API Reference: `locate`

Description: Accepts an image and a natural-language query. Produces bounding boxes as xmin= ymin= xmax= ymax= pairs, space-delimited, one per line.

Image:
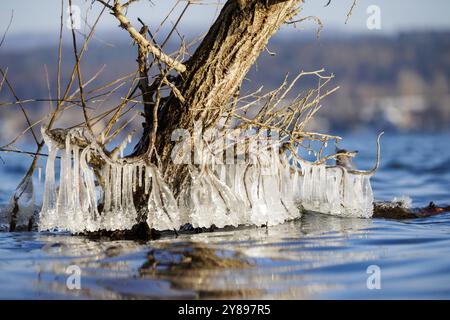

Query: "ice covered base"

xmin=38 ymin=130 xmax=374 ymax=233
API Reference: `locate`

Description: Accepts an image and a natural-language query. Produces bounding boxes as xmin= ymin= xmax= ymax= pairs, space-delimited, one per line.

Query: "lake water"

xmin=1 ymin=132 xmax=450 ymax=299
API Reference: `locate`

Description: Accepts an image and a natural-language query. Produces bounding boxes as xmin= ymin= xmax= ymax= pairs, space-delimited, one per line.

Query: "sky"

xmin=1 ymin=0 xmax=450 ymax=38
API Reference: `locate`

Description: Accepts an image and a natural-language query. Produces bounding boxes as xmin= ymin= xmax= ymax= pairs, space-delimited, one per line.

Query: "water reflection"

xmin=1 ymin=211 xmax=450 ymax=299
xmin=2 ymin=133 xmax=450 ymax=299
xmin=0 ymin=213 xmax=405 ymax=299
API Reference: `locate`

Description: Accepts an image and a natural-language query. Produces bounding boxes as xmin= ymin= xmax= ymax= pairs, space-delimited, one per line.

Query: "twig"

xmin=0 ymin=147 xmax=59 ymax=159
xmin=0 ymin=10 xmax=13 ymax=48
xmin=345 ymin=0 xmax=358 ymax=24
xmin=44 ymin=65 xmax=53 ymax=113
xmin=68 ymin=0 xmax=93 ymax=134
xmin=57 ymin=0 xmax=64 ymax=106
xmin=0 ymin=68 xmax=40 ymax=146
xmin=97 ymin=0 xmax=187 ymax=73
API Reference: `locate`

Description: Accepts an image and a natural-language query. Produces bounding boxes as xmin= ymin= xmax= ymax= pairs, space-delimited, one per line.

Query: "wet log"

xmin=373 ymin=201 xmax=450 ymax=220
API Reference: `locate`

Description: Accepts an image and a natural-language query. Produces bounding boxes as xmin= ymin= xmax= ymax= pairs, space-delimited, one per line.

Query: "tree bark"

xmin=151 ymin=0 xmax=300 ymax=192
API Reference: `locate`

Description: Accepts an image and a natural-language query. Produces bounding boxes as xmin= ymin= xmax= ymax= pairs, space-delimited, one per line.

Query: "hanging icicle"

xmin=38 ymin=126 xmax=377 ymax=234
xmin=297 ymin=160 xmax=374 ymax=218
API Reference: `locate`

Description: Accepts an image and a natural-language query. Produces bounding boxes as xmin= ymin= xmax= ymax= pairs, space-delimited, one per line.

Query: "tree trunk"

xmin=136 ymin=0 xmax=301 ymax=198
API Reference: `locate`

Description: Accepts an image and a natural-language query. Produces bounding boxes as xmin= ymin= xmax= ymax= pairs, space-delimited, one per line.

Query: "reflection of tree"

xmin=135 ymin=215 xmax=376 ymax=299
xmin=139 ymin=242 xmax=260 ymax=299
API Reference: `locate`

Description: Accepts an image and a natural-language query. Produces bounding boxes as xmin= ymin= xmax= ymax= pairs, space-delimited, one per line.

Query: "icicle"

xmin=67 ymin=145 xmax=82 ymax=231
xmin=38 ymin=167 xmax=42 ymax=184
xmin=39 ymin=129 xmax=58 ymax=231
xmin=131 ymin=164 xmax=137 ymax=193
xmin=147 ymin=165 xmax=183 ymax=230
xmin=138 ymin=164 xmax=143 ymax=187
xmin=298 ymin=160 xmax=374 ymax=218
xmin=144 ymin=166 xmax=150 ymax=194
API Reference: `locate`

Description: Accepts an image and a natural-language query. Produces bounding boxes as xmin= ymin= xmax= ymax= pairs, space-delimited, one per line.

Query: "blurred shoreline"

xmin=1 ymin=30 xmax=449 ymax=142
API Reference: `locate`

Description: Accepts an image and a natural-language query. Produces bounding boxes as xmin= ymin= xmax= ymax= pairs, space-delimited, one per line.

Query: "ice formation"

xmin=6 ymin=171 xmax=36 ymax=229
xmin=297 ymin=161 xmax=374 ymax=218
xmin=39 ymin=127 xmax=140 ymax=232
xmin=38 ymin=127 xmax=375 ymax=233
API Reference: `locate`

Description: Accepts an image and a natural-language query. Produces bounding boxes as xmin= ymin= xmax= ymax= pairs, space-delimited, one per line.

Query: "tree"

xmin=2 ymin=0 xmax=341 ymax=233
xmin=100 ymin=1 xmax=303 ymax=178
xmin=94 ymin=0 xmax=320 ymax=229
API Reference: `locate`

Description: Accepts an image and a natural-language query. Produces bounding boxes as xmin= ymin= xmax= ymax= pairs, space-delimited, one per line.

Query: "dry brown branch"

xmin=47 ymin=2 xmax=107 ymax=131
xmin=0 ymin=10 xmax=13 ymax=48
xmin=68 ymin=0 xmax=93 ymax=134
xmin=44 ymin=65 xmax=53 ymax=113
xmin=346 ymin=132 xmax=384 ymax=175
xmin=0 ymin=67 xmax=7 ymax=93
xmin=162 ymin=78 xmax=185 ymax=104
xmin=57 ymin=0 xmax=64 ymax=105
xmin=0 ymin=68 xmax=40 ymax=146
xmin=287 ymin=15 xmax=324 ymax=38
xmin=345 ymin=0 xmax=358 ymax=24
xmin=0 ymin=116 xmax=47 ymax=150
xmin=97 ymin=0 xmax=187 ymax=73
xmin=0 ymin=147 xmax=58 ymax=159
xmin=227 ymin=69 xmax=340 ymax=145
xmin=104 ymin=74 xmax=141 ymax=137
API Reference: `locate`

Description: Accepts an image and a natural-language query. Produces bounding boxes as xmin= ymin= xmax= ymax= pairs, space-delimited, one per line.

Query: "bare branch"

xmin=0 ymin=68 xmax=40 ymax=146
xmin=98 ymin=0 xmax=187 ymax=73
xmin=0 ymin=10 xmax=13 ymax=48
xmin=345 ymin=0 xmax=358 ymax=24
xmin=68 ymin=0 xmax=93 ymax=134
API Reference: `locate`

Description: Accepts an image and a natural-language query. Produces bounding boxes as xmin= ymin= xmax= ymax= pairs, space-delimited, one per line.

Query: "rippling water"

xmin=1 ymin=132 xmax=450 ymax=299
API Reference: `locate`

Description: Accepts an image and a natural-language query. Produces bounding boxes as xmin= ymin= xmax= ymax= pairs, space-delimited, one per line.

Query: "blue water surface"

xmin=0 ymin=132 xmax=449 ymax=299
